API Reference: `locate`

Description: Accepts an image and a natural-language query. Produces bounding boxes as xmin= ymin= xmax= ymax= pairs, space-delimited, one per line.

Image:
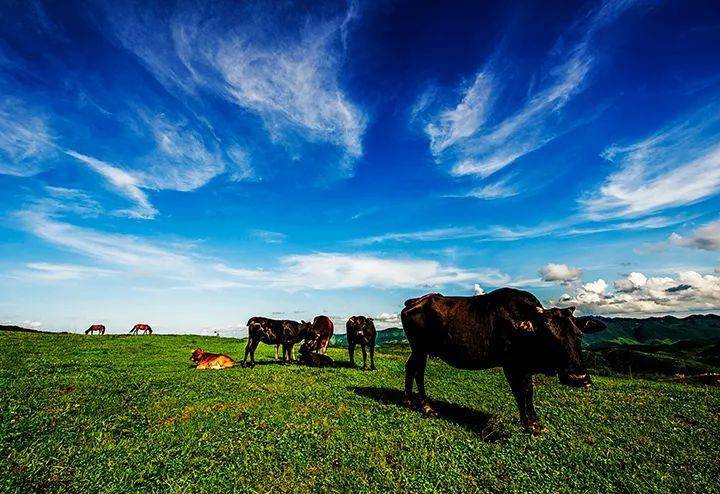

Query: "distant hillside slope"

xmin=331 ymin=314 xmax=720 ymax=348
xmin=331 ymin=327 xmax=406 ymax=347
xmin=584 ymin=314 xmax=720 ymax=348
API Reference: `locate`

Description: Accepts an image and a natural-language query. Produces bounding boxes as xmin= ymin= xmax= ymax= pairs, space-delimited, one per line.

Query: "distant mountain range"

xmin=331 ymin=314 xmax=720 ymax=348
xmin=5 ymin=313 xmax=720 ymax=348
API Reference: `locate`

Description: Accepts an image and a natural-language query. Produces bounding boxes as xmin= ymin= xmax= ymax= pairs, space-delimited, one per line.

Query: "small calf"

xmin=190 ymin=349 xmax=236 ymax=370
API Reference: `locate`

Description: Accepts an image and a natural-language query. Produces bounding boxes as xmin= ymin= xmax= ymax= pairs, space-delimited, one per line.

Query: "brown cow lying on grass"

xmin=190 ymin=349 xmax=236 ymax=370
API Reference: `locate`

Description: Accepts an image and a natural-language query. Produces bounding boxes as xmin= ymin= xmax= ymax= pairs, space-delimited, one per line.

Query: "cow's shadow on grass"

xmin=242 ymin=359 xmax=355 ymax=369
xmin=351 ymin=386 xmax=508 ymax=442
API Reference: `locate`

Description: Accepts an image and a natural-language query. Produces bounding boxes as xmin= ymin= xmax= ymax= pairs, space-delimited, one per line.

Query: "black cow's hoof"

xmin=370 ymin=366 xmax=376 ymax=371
xmin=421 ymin=402 xmax=437 ymax=417
xmin=523 ymin=421 xmax=546 ymax=435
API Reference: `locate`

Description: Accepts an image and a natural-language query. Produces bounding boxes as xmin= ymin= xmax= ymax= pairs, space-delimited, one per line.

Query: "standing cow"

xmin=248 ymin=317 xmax=282 ymax=359
xmin=401 ymin=288 xmax=606 ymax=434
xmin=129 ymin=323 xmax=152 ymax=335
xmin=312 ymin=315 xmax=334 ymax=354
xmin=242 ymin=317 xmax=312 ymax=367
xmin=346 ymin=316 xmax=376 ymax=370
xmin=85 ymin=324 xmax=105 ymax=335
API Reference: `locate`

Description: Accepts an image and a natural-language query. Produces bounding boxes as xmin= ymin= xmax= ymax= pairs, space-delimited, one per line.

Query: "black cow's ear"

xmin=368 ymin=317 xmax=373 ymax=322
xmin=576 ymin=316 xmax=606 ymax=333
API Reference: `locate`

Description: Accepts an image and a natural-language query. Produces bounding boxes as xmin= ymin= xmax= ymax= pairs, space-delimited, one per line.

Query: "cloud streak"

xmin=105 ymin=2 xmax=366 ymax=173
xmin=582 ymin=104 xmax=720 ymax=220
xmin=66 ymin=150 xmax=158 ymax=219
xmin=419 ymin=0 xmax=640 ymax=182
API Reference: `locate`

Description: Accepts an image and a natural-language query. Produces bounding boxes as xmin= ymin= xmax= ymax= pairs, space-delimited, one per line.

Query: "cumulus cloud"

xmin=65 ymin=150 xmax=157 ymax=219
xmin=670 ymin=221 xmax=720 ymax=251
xmin=582 ymin=104 xmax=720 ymax=220
xmin=540 ymin=263 xmax=583 ymax=284
xmin=0 ymin=97 xmax=56 ymax=176
xmin=374 ymin=312 xmax=401 ymax=326
xmin=473 ymin=283 xmax=485 ymax=295
xmin=556 ymin=270 xmax=720 ymax=314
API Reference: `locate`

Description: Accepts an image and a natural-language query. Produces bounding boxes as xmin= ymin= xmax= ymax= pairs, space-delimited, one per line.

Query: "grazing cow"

xmin=346 ymin=316 xmax=376 ymax=370
xmin=242 ymin=317 xmax=312 ymax=367
xmin=311 ymin=315 xmax=334 ymax=354
xmin=85 ymin=324 xmax=105 ymax=335
xmin=248 ymin=317 xmax=281 ymax=359
xmin=190 ymin=349 xmax=236 ymax=370
xmin=129 ymin=323 xmax=152 ymax=335
xmin=401 ymin=288 xmax=606 ymax=434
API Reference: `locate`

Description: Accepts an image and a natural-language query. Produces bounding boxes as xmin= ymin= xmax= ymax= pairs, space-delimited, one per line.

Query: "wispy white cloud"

xmin=462 ymin=174 xmax=518 ymax=200
xmin=217 ymin=253 xmax=511 ymax=290
xmin=0 ymin=97 xmax=56 ymax=176
xmin=582 ymin=104 xmax=720 ymax=220
xmin=105 ymin=2 xmax=366 ymax=173
xmin=65 ymin=150 xmax=157 ymax=219
xmin=16 ymin=209 xmax=197 ymax=276
xmin=12 ymin=262 xmax=116 ymax=281
xmin=419 ymin=0 xmax=641 ymax=185
xmin=249 ymin=230 xmax=287 ymax=244
xmin=556 ymin=270 xmax=720 ymax=315
xmin=138 ymin=113 xmax=231 ymax=192
xmin=353 ymin=213 xmax=684 ymax=245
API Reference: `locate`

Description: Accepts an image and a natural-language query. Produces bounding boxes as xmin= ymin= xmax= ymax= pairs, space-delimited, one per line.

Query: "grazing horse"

xmin=190 ymin=349 xmax=236 ymax=370
xmin=346 ymin=316 xmax=376 ymax=370
xmin=129 ymin=323 xmax=152 ymax=335
xmin=242 ymin=317 xmax=312 ymax=367
xmin=85 ymin=324 xmax=105 ymax=335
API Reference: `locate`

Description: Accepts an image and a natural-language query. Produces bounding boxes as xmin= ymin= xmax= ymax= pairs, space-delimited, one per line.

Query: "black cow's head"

xmin=532 ymin=306 xmax=606 ymax=388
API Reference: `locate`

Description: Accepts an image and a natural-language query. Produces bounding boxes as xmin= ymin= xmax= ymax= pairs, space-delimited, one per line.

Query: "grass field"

xmin=1 ymin=332 xmax=719 ymax=493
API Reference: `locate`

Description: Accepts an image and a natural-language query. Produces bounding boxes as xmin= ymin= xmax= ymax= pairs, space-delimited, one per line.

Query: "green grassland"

xmin=1 ymin=332 xmax=719 ymax=493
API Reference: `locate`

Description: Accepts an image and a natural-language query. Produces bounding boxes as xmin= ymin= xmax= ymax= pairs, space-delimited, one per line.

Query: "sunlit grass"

xmin=1 ymin=332 xmax=718 ymax=493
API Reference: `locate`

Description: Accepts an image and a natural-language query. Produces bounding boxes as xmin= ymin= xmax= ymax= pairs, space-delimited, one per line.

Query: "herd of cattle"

xmin=85 ymin=288 xmax=607 ymax=434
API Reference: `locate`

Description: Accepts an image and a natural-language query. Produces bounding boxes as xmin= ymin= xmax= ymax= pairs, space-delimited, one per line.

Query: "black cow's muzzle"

xmin=559 ymin=371 xmax=592 ymax=388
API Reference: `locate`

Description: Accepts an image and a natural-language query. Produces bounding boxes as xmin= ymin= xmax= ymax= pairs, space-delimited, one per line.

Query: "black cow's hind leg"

xmin=404 ymin=352 xmax=417 ymax=405
xmin=369 ymin=342 xmax=375 ymax=370
xmin=504 ymin=368 xmax=540 ymax=434
xmin=414 ymin=352 xmax=435 ymax=416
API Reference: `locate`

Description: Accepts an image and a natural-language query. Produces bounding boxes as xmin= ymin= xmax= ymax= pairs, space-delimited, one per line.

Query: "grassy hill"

xmin=1 ymin=332 xmax=719 ymax=493
xmin=329 ymin=314 xmax=720 ymax=350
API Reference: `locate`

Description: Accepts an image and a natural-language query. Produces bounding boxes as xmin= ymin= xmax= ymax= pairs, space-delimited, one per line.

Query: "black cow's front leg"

xmin=242 ymin=338 xmax=258 ymax=368
xmin=361 ymin=345 xmax=367 ymax=369
xmin=348 ymin=342 xmax=355 ymax=366
xmin=504 ymin=368 xmax=541 ymax=434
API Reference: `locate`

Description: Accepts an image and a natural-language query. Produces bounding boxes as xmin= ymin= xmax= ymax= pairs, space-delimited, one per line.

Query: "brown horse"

xmin=129 ymin=323 xmax=152 ymax=335
xmin=85 ymin=324 xmax=105 ymax=335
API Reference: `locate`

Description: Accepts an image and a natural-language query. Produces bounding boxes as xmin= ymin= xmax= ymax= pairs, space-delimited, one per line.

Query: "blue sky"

xmin=1 ymin=0 xmax=720 ymax=334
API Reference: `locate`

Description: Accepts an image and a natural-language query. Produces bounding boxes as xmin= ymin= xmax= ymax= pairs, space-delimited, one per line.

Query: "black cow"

xmin=346 ymin=316 xmax=376 ymax=370
xmin=242 ymin=317 xmax=312 ymax=368
xmin=401 ymin=288 xmax=606 ymax=434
